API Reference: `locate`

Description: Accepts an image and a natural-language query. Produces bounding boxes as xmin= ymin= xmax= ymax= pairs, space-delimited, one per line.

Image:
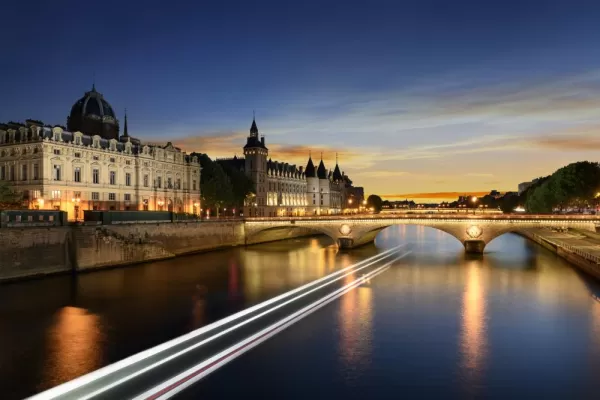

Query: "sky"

xmin=3 ymin=0 xmax=600 ymax=202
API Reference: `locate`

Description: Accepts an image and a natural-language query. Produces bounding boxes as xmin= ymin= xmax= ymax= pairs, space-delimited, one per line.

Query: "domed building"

xmin=0 ymin=86 xmax=201 ymax=219
xmin=67 ymin=85 xmax=120 ymax=140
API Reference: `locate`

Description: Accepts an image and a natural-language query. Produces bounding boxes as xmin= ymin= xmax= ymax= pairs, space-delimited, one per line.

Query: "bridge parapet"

xmin=244 ymin=215 xmax=600 ymax=254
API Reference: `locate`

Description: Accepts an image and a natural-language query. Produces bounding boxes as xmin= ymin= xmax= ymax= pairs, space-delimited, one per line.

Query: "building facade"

xmin=0 ymin=86 xmax=201 ymax=219
xmin=220 ymin=118 xmax=351 ymax=217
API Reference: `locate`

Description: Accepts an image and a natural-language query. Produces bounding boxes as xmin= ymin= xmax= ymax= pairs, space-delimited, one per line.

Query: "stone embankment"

xmin=518 ymin=227 xmax=600 ymax=281
xmin=0 ymin=221 xmax=315 ymax=282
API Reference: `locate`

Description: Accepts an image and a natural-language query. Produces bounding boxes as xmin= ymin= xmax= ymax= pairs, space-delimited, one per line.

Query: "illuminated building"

xmin=219 ymin=117 xmax=352 ymax=217
xmin=0 ymin=86 xmax=201 ymax=218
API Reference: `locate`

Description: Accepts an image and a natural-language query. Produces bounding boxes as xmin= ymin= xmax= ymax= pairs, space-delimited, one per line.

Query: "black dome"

xmin=67 ymin=85 xmax=119 ymax=140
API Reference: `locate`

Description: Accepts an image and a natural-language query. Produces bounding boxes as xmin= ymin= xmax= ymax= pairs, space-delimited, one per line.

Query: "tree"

xmin=196 ymin=153 xmax=234 ymax=216
xmin=218 ymin=160 xmax=255 ymax=209
xmin=367 ymin=194 xmax=383 ymax=214
xmin=525 ymin=162 xmax=600 ymax=213
xmin=0 ymin=181 xmax=22 ymax=210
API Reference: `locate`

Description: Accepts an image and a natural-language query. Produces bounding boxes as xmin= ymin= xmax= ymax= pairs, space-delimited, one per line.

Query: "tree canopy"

xmin=525 ymin=162 xmax=600 ymax=213
xmin=192 ymin=153 xmax=255 ymax=215
xmin=367 ymin=194 xmax=383 ymax=213
xmin=0 ymin=181 xmax=22 ymax=210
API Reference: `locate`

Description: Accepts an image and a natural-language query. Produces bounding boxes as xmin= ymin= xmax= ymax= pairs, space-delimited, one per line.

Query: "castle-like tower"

xmin=243 ymin=118 xmax=268 ymax=217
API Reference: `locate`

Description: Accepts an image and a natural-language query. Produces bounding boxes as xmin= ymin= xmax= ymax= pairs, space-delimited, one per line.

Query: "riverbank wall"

xmin=0 ymin=221 xmax=317 ymax=282
xmin=517 ymin=228 xmax=600 ymax=281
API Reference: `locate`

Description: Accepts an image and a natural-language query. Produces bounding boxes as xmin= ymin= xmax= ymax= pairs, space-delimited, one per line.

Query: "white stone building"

xmin=220 ymin=118 xmax=346 ymax=217
xmin=0 ymin=86 xmax=201 ymax=219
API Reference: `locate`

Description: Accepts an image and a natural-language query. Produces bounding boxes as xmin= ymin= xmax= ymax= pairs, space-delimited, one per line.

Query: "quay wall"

xmin=517 ymin=229 xmax=600 ymax=281
xmin=0 ymin=221 xmax=317 ymax=282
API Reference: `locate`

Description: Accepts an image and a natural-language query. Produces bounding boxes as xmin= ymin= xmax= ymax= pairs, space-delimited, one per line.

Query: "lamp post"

xmin=193 ymin=202 xmax=199 ymax=216
xmin=471 ymin=196 xmax=478 ymax=214
xmin=71 ymin=197 xmax=81 ymax=222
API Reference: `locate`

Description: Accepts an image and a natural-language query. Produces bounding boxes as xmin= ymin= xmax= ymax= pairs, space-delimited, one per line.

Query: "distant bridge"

xmin=244 ymin=214 xmax=600 ymax=253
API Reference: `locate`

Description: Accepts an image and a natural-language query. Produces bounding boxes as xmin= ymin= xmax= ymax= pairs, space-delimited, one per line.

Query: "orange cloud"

xmin=528 ymin=134 xmax=600 ymax=151
xmin=381 ymin=191 xmax=496 ymax=200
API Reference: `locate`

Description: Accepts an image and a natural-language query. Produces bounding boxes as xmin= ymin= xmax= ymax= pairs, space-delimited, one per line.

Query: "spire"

xmin=123 ymin=108 xmax=129 ymax=137
xmin=250 ymin=114 xmax=258 ymax=137
xmin=320 ymin=151 xmax=323 ymax=160
xmin=305 ymin=154 xmax=316 ymax=177
xmin=317 ymin=159 xmax=327 ymax=179
xmin=92 ymin=71 xmax=96 ymax=92
xmin=333 ymin=152 xmax=343 ymax=181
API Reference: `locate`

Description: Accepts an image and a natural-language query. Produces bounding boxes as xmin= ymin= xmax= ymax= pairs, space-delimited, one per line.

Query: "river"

xmin=1 ymin=226 xmax=600 ymax=399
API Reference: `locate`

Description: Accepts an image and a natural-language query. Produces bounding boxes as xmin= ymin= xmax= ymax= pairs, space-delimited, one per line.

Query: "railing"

xmin=244 ymin=214 xmax=600 ymax=222
xmin=530 ymin=231 xmax=600 ymax=265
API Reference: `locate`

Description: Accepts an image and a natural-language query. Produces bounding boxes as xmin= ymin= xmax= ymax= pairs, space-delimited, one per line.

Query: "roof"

xmin=317 ymin=159 xmax=327 ymax=179
xmin=305 ymin=157 xmax=316 ymax=177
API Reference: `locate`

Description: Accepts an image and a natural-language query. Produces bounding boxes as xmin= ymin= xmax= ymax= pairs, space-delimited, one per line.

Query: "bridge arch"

xmin=349 ymin=223 xmax=468 ymax=249
xmin=245 ymin=223 xmax=340 ymax=246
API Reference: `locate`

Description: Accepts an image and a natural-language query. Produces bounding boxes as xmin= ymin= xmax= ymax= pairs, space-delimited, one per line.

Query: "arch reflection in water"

xmin=43 ymin=307 xmax=104 ymax=390
xmin=241 ymin=238 xmax=339 ymax=303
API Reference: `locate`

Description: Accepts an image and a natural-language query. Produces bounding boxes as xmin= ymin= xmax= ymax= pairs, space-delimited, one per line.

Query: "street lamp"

xmin=36 ymin=198 xmax=44 ymax=210
xmin=193 ymin=202 xmax=199 ymax=215
xmin=471 ymin=196 xmax=478 ymax=214
xmin=71 ymin=197 xmax=81 ymax=222
xmin=157 ymin=199 xmax=164 ymax=211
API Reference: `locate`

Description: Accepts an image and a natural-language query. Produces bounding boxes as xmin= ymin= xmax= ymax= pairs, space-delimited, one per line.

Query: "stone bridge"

xmin=244 ymin=214 xmax=600 ymax=253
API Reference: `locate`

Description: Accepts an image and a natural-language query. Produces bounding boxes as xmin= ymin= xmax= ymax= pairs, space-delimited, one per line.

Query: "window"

xmin=157 ymin=176 xmax=162 ymax=188
xmin=110 ymin=157 xmax=115 ymax=163
xmin=93 ymin=155 xmax=99 ymax=161
xmin=0 ymin=166 xmax=4 ymax=180
xmin=51 ymin=190 xmax=61 ymax=199
xmin=10 ymin=166 xmax=15 ymax=181
xmin=109 ymin=171 xmax=116 ymax=185
xmin=53 ymin=149 xmax=60 ymax=155
xmin=74 ymin=191 xmax=81 ymax=199
xmin=53 ymin=165 xmax=61 ymax=180
xmin=93 ymin=168 xmax=99 ymax=184
xmin=33 ymin=164 xmax=39 ymax=180
xmin=124 ymin=193 xmax=131 ymax=201
xmin=74 ymin=152 xmax=81 ymax=158
xmin=313 ymin=200 xmax=316 ymax=205
xmin=92 ymin=192 xmax=99 ymax=200
xmin=21 ymin=164 xmax=27 ymax=180
xmin=125 ymin=172 xmax=131 ymax=186
xmin=109 ymin=193 xmax=116 ymax=201
xmin=176 ymin=178 xmax=181 ymax=189
xmin=167 ymin=177 xmax=172 ymax=189
xmin=74 ymin=167 xmax=81 ymax=182
xmin=126 ymin=160 xmax=131 ymax=165
xmin=192 ymin=180 xmax=197 ymax=190
xmin=143 ymin=174 xmax=149 ymax=187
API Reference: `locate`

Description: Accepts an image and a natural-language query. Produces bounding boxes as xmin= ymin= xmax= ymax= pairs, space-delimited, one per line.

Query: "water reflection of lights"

xmin=339 ymin=280 xmax=373 ymax=374
xmin=44 ymin=307 xmax=103 ymax=388
xmin=241 ymin=239 xmax=339 ymax=302
xmin=460 ymin=263 xmax=487 ymax=387
xmin=591 ymin=293 xmax=600 ymax=357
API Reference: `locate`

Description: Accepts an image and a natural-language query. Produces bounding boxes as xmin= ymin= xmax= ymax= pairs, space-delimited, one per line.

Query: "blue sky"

xmin=3 ymin=0 xmax=600 ymax=200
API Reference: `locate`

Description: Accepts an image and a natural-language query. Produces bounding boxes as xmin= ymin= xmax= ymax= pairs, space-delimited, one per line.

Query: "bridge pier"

xmin=338 ymin=237 xmax=354 ymax=249
xmin=464 ymin=240 xmax=485 ymax=254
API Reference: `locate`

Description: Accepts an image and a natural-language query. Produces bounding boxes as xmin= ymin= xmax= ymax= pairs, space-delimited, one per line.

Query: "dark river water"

xmin=1 ymin=226 xmax=600 ymax=399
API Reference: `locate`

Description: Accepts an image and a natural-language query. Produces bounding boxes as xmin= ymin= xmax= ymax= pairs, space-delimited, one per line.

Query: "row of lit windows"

xmin=48 ymin=164 xmax=197 ymax=190
xmin=0 ymin=164 xmax=40 ymax=181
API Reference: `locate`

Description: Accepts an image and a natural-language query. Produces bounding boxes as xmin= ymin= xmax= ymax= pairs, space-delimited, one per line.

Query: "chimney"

xmin=261 ymin=135 xmax=265 ymax=146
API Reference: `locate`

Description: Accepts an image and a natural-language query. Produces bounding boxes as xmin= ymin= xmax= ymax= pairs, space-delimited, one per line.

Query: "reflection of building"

xmin=219 ymin=118 xmax=355 ymax=217
xmin=0 ymin=86 xmax=201 ymax=218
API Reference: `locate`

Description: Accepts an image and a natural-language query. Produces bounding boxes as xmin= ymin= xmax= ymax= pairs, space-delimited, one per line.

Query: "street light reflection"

xmin=43 ymin=307 xmax=103 ymax=389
